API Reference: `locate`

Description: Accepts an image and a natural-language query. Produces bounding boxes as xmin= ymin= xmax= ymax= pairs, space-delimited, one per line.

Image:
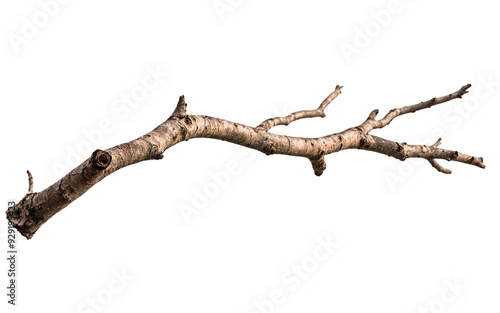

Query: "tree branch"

xmin=170 ymin=95 xmax=187 ymax=119
xmin=425 ymin=138 xmax=452 ymax=174
xmin=357 ymin=84 xmax=471 ymax=133
xmin=258 ymin=85 xmax=343 ymax=131
xmin=6 ymin=84 xmax=485 ymax=239
xmin=27 ymin=170 xmax=34 ymax=194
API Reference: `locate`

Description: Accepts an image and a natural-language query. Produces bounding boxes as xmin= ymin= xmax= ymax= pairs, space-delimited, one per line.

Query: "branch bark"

xmin=7 ymin=84 xmax=485 ymax=239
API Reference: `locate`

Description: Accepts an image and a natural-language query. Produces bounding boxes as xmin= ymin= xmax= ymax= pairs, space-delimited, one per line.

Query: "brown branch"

xmin=357 ymin=84 xmax=471 ymax=133
xmin=171 ymin=95 xmax=187 ymax=119
xmin=357 ymin=135 xmax=484 ymax=169
xmin=426 ymin=138 xmax=452 ymax=174
xmin=428 ymin=159 xmax=452 ymax=174
xmin=27 ymin=170 xmax=34 ymax=194
xmin=6 ymin=84 xmax=485 ymax=239
xmin=258 ymin=85 xmax=343 ymax=131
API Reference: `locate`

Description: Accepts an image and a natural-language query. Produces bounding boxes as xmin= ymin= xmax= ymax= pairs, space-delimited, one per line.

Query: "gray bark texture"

xmin=7 ymin=84 xmax=485 ymax=239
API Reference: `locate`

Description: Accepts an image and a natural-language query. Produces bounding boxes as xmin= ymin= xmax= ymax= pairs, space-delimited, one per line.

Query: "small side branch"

xmin=258 ymin=85 xmax=343 ymax=131
xmin=170 ymin=95 xmax=187 ymax=119
xmin=426 ymin=138 xmax=452 ymax=174
xmin=357 ymin=84 xmax=471 ymax=133
xmin=27 ymin=170 xmax=33 ymax=194
xmin=428 ymin=159 xmax=452 ymax=174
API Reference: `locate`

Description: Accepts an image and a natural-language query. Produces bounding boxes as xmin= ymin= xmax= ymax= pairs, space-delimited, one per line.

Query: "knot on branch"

xmin=262 ymin=137 xmax=276 ymax=155
xmin=395 ymin=142 xmax=408 ymax=160
xmin=91 ymin=150 xmax=112 ymax=170
xmin=359 ymin=135 xmax=369 ymax=149
xmin=139 ymin=137 xmax=164 ymax=160
xmin=148 ymin=143 xmax=164 ymax=160
xmin=151 ymin=145 xmax=164 ymax=160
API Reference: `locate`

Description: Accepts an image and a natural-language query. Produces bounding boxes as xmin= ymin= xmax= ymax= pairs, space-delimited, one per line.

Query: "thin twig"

xmin=27 ymin=170 xmax=33 ymax=194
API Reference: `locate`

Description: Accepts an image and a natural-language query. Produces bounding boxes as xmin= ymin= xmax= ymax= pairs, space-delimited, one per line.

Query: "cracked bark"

xmin=7 ymin=84 xmax=485 ymax=239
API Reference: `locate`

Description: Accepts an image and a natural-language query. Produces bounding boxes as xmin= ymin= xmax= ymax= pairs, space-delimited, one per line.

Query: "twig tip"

xmin=27 ymin=170 xmax=34 ymax=194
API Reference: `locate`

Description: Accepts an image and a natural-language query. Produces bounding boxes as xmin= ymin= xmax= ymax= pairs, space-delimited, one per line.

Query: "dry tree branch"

xmin=26 ymin=170 xmax=34 ymax=194
xmin=6 ymin=84 xmax=485 ymax=239
xmin=258 ymin=86 xmax=343 ymax=130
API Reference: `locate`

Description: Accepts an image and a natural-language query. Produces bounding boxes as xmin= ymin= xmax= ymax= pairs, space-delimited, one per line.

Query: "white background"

xmin=1 ymin=0 xmax=499 ymax=312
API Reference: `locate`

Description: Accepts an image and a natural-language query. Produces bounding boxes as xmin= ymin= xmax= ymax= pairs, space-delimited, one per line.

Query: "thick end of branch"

xmin=7 ymin=149 xmax=113 ymax=239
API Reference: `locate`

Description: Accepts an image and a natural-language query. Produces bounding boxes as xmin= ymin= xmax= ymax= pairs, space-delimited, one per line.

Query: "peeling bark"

xmin=6 ymin=84 xmax=485 ymax=239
